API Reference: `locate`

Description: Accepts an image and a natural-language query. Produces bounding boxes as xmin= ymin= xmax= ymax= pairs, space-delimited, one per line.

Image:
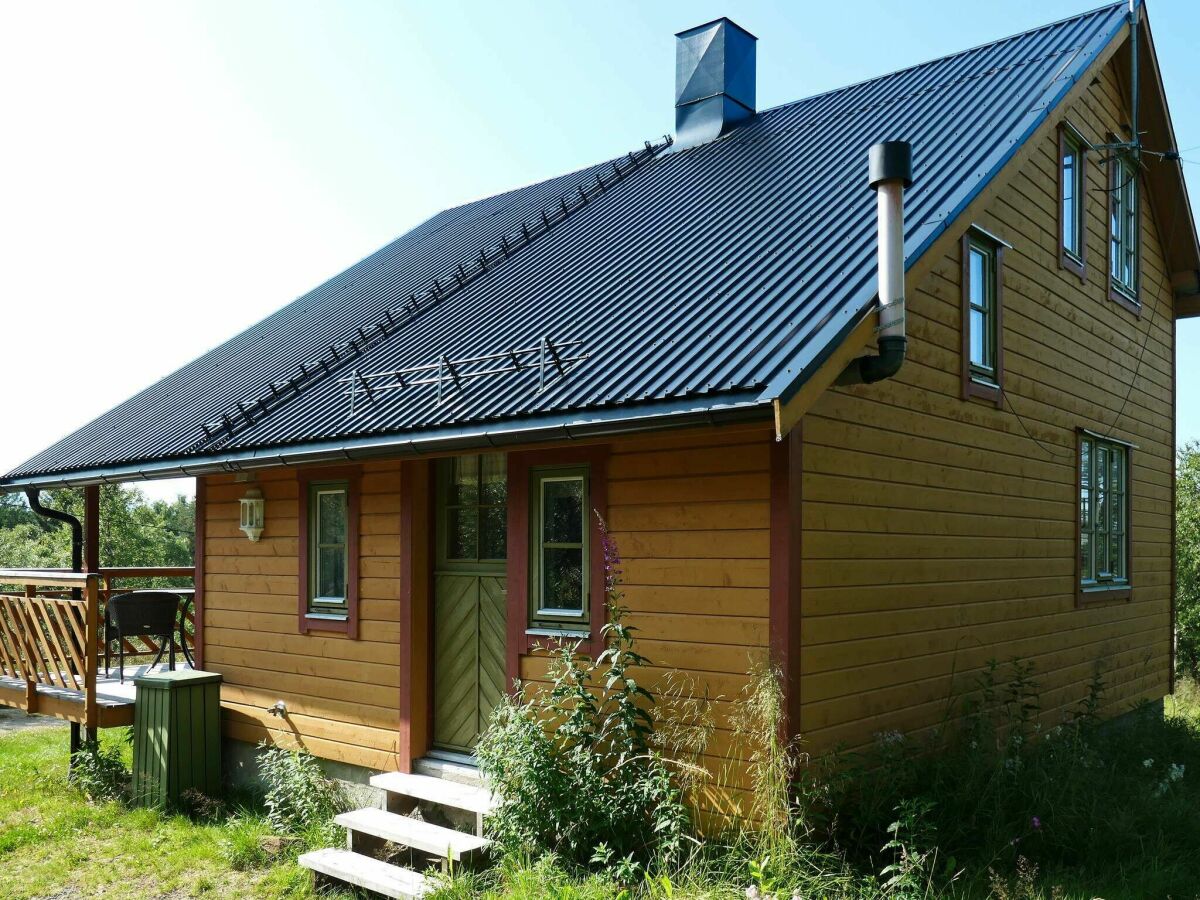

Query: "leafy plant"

xmin=1178 ymin=442 xmax=1200 ymax=679
xmin=256 ymin=741 xmax=344 ymax=842
xmin=69 ymin=735 xmax=130 ymax=803
xmin=477 ymin=514 xmax=691 ymax=874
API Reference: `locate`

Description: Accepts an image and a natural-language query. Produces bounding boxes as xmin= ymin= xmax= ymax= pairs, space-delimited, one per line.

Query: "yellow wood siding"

xmin=202 ymin=462 xmax=403 ymax=771
xmin=799 ymin=57 xmax=1175 ymax=752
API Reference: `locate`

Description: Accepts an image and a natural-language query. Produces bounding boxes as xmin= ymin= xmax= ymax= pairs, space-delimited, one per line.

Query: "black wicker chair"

xmin=104 ymin=591 xmax=182 ymax=683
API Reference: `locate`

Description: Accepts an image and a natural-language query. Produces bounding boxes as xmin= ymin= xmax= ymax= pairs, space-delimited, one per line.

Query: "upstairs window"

xmin=1078 ymin=433 xmax=1131 ymax=600
xmin=1059 ymin=124 xmax=1087 ymax=277
xmin=961 ymin=228 xmax=1006 ymax=406
xmin=1109 ymin=154 xmax=1139 ymax=304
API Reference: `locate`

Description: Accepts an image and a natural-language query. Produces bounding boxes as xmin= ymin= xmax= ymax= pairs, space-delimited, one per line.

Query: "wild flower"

xmin=1030 ymin=816 xmax=1041 ymax=830
xmin=1153 ymin=763 xmax=1186 ymax=797
xmin=1144 ymin=757 xmax=1155 ymax=768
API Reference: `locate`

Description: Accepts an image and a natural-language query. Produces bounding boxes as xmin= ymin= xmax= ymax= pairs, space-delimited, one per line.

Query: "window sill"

xmin=1059 ymin=249 xmax=1085 ymax=283
xmin=301 ymin=612 xmax=353 ymax=634
xmin=964 ymin=376 xmax=1002 ymax=407
xmin=1109 ymin=285 xmax=1141 ymax=316
xmin=1077 ymin=584 xmax=1132 ymax=606
xmin=526 ymin=627 xmax=590 ymax=639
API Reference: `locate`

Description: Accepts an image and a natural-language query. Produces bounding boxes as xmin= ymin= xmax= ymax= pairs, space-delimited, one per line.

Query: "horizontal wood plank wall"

xmin=799 ymin=56 xmax=1175 ymax=753
xmin=201 ymin=462 xmax=404 ymax=771
xmin=516 ymin=423 xmax=774 ymax=799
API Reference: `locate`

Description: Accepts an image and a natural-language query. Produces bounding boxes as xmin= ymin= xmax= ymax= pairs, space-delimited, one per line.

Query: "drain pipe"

xmin=26 ymin=489 xmax=84 ymax=599
xmin=837 ymin=140 xmax=913 ymax=385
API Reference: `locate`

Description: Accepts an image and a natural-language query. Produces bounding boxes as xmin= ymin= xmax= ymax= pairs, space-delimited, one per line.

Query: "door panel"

xmin=433 ymin=574 xmax=480 ymax=752
xmin=478 ymin=575 xmax=508 ymax=730
xmin=432 ymin=454 xmax=508 ymax=754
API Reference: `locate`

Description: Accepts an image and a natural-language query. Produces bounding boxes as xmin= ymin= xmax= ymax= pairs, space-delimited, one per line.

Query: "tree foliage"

xmin=1177 ymin=442 xmax=1200 ymax=679
xmin=0 ymin=485 xmax=194 ymax=570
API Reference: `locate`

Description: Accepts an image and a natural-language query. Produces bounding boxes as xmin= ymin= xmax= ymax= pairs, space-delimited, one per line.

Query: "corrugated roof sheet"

xmin=4 ymin=2 xmax=1129 ymax=483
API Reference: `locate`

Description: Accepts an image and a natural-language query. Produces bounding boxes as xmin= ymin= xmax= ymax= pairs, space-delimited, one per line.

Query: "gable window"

xmin=529 ymin=466 xmax=590 ymax=631
xmin=960 ymin=227 xmax=1007 ymax=406
xmin=298 ymin=467 xmax=360 ymax=636
xmin=1109 ymin=153 xmax=1139 ymax=306
xmin=1078 ymin=432 xmax=1132 ymax=602
xmin=1059 ymin=124 xmax=1087 ymax=278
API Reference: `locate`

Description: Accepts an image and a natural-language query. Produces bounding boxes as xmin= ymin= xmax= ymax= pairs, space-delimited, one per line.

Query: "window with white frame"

xmin=1061 ymin=129 xmax=1085 ymax=262
xmin=529 ymin=466 xmax=589 ymax=629
xmin=966 ymin=238 xmax=999 ymax=385
xmin=1079 ymin=434 xmax=1130 ymax=591
xmin=1110 ymin=154 xmax=1139 ymax=298
xmin=309 ymin=482 xmax=349 ymax=611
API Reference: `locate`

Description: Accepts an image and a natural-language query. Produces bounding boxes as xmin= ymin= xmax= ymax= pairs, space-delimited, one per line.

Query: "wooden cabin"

xmin=1 ymin=2 xmax=1196 ymax=892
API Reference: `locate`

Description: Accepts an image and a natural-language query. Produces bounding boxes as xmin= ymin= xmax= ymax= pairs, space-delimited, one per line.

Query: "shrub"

xmin=70 ymin=734 xmax=130 ymax=803
xmin=256 ymin=742 xmax=345 ymax=843
xmin=477 ymin=515 xmax=691 ymax=877
xmin=814 ymin=661 xmax=1200 ymax=895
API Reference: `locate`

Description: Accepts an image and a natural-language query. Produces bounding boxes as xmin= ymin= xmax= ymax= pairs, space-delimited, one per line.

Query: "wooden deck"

xmin=0 ymin=662 xmax=191 ymax=728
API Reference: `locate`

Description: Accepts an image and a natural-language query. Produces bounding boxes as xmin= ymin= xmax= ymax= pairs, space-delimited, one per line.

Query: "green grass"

xmin=3 ymin=681 xmax=1200 ymax=899
xmin=0 ymin=725 xmax=338 ymax=900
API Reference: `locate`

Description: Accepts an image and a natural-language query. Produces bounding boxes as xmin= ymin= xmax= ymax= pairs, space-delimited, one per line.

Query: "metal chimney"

xmin=673 ymin=18 xmax=757 ymax=150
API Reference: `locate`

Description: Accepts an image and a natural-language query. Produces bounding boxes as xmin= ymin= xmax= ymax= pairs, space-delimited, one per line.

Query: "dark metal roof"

xmin=4 ymin=3 xmax=1132 ymax=485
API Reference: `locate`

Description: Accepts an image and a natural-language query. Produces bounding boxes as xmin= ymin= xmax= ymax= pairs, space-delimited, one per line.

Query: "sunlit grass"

xmin=0 ymin=725 xmax=337 ymax=900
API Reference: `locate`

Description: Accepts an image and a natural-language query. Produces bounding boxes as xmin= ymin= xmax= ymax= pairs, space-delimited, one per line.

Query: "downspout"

xmin=836 ymin=140 xmax=914 ymax=385
xmin=25 ymin=489 xmax=84 ymax=600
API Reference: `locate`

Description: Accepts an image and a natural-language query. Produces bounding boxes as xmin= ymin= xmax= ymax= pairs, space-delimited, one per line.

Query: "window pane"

xmin=446 ymin=507 xmax=477 ymax=560
xmin=447 ymin=455 xmax=479 ymax=506
xmin=1080 ymin=439 xmax=1092 ymax=525
xmin=480 ymin=504 xmax=507 ymax=560
xmin=318 ymin=546 xmax=345 ymax=600
xmin=969 ymin=248 xmax=986 ymax=306
xmin=318 ymin=491 xmax=346 ymax=545
xmin=543 ymin=478 xmax=584 ymax=544
xmin=1080 ymin=532 xmax=1093 ymax=581
xmin=1062 ymin=151 xmax=1076 ymax=252
xmin=542 ymin=547 xmax=584 ymax=612
xmin=970 ymin=309 xmax=987 ymax=368
xmin=481 ymin=453 xmax=507 ymax=506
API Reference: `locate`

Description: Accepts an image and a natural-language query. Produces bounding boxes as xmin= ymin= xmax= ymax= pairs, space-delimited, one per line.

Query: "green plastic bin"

xmin=132 ymin=669 xmax=222 ymax=807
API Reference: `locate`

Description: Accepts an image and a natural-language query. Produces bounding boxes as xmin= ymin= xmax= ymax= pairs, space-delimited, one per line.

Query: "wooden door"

xmin=432 ymin=454 xmax=507 ymax=754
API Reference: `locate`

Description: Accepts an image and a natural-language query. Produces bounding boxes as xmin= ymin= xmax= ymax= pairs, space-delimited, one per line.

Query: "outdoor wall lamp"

xmin=239 ymin=486 xmax=265 ymax=542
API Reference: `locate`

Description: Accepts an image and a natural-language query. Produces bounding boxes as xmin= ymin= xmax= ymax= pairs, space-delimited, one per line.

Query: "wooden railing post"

xmin=21 ymin=585 xmax=38 ymax=714
xmin=83 ymin=575 xmax=99 ymax=732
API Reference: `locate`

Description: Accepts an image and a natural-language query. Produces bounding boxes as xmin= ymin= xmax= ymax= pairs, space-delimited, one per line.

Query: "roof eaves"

xmin=0 ymin=392 xmax=771 ymax=491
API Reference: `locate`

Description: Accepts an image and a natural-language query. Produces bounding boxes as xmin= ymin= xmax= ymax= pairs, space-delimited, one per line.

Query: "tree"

xmin=0 ymin=485 xmax=194 ymax=571
xmin=1177 ymin=443 xmax=1200 ymax=679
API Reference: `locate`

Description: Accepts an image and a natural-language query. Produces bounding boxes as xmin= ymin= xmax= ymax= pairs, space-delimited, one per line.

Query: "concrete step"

xmin=414 ymin=754 xmax=485 ymax=788
xmin=370 ymin=771 xmax=497 ymax=816
xmin=336 ymin=807 xmax=490 ymax=861
xmin=298 ymin=847 xmax=430 ymax=899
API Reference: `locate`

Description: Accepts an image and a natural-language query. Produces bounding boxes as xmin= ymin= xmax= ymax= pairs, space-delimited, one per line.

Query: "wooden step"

xmin=298 ymin=847 xmax=430 ymax=899
xmin=336 ymin=807 xmax=490 ymax=861
xmin=370 ymin=771 xmax=497 ymax=816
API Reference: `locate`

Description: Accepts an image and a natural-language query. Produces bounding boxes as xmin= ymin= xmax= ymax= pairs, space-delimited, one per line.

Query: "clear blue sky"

xmin=1 ymin=1 xmax=1196 ymax=502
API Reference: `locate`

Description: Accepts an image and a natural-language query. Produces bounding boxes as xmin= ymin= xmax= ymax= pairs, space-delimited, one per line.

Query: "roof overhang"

xmin=1128 ymin=7 xmax=1200 ymax=317
xmin=0 ymin=393 xmax=771 ymax=492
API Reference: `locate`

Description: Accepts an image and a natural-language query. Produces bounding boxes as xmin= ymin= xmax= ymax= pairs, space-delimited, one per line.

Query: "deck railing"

xmin=0 ymin=570 xmax=100 ymax=728
xmin=99 ymin=567 xmax=196 ymax=662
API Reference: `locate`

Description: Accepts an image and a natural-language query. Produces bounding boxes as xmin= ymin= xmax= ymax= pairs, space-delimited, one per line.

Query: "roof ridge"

xmin=191 ymin=134 xmax=675 ymax=453
xmin=754 ymin=1 xmax=1124 ymax=122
